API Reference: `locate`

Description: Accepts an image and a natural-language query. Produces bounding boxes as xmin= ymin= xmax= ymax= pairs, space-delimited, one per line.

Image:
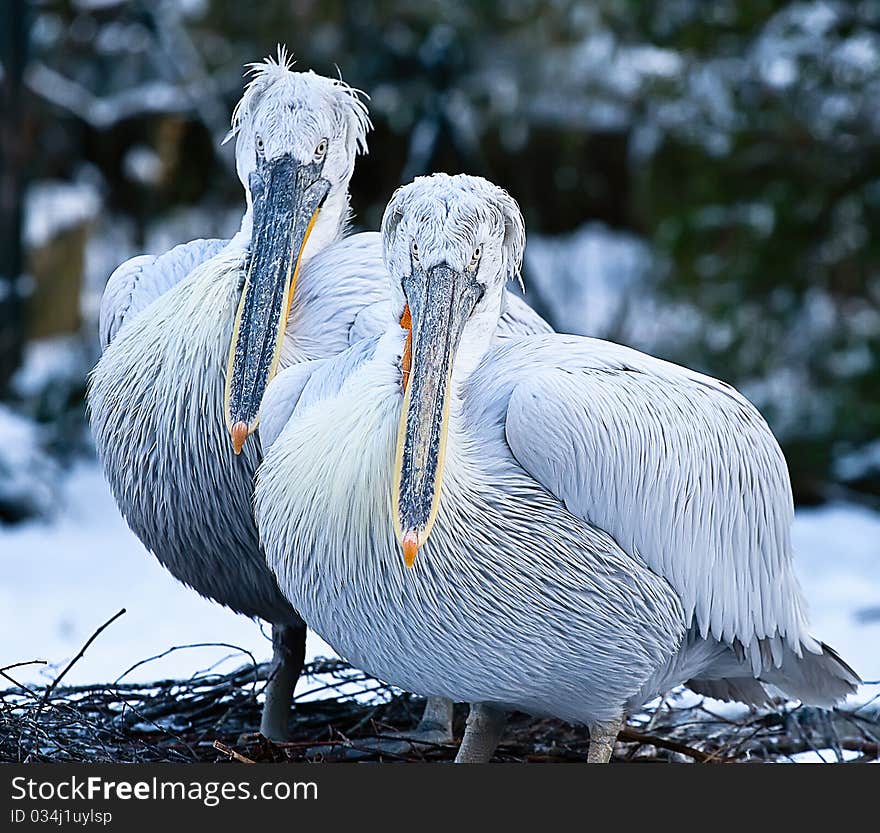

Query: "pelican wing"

xmin=494 ymin=334 xmax=810 ymax=654
xmin=498 ymin=292 xmax=553 ymax=338
xmin=99 ymin=238 xmax=227 ymax=350
xmin=276 ymin=232 xmax=389 ymax=365
xmin=262 ymin=337 xmax=380 ymax=450
xmin=259 ymin=360 xmax=325 ymax=450
xmin=349 ymin=299 xmax=390 ymax=346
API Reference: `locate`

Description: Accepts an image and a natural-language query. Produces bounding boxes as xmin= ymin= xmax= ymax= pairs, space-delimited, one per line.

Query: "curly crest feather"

xmin=225 ymin=45 xmax=371 ymax=155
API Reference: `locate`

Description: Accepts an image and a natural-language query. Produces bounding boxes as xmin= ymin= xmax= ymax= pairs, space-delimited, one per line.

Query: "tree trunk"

xmin=0 ymin=0 xmax=30 ymax=393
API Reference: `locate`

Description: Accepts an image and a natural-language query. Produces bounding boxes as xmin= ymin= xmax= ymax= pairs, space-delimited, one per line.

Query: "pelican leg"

xmin=454 ymin=703 xmax=506 ymax=763
xmin=307 ymin=696 xmax=454 ymax=760
xmin=587 ymin=715 xmax=623 ymax=763
xmin=416 ymin=695 xmax=454 ymax=737
xmin=260 ymin=621 xmax=306 ymax=741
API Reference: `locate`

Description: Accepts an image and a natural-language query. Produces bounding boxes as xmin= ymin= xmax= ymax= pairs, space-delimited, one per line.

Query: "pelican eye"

xmin=411 ymin=240 xmax=420 ymax=262
xmin=468 ymin=245 xmax=482 ymax=270
xmin=255 ymin=134 xmax=265 ymax=155
xmin=314 ymin=139 xmax=328 ymax=161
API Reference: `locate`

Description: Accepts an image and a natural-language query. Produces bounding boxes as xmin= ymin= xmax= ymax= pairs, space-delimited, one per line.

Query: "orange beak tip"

xmin=401 ymin=531 xmax=420 ymax=568
xmin=231 ymin=421 xmax=249 ymax=456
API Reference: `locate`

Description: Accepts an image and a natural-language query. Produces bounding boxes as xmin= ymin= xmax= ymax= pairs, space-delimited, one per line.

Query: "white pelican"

xmin=255 ymin=173 xmax=859 ymax=763
xmin=89 ymin=55 xmax=549 ymax=742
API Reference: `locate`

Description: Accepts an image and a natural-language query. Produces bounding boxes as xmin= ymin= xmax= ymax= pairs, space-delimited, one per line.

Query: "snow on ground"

xmin=790 ymin=502 xmax=880 ymax=686
xmin=0 ymin=405 xmax=59 ymax=523
xmin=0 ymin=462 xmax=335 ymax=688
xmin=0 ymin=460 xmax=878 ymax=700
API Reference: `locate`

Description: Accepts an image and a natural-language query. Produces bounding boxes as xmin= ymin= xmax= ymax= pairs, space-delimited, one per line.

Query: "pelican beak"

xmin=393 ymin=263 xmax=482 ymax=566
xmin=224 ymin=154 xmax=330 ymax=453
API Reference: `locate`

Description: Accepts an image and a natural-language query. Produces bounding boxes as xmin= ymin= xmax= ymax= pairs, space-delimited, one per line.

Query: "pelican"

xmin=89 ymin=55 xmax=549 ymax=742
xmin=255 ymin=173 xmax=859 ymax=763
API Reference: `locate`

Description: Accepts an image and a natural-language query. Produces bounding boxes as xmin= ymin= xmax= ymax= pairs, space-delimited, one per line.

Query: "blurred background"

xmin=1 ymin=0 xmax=878 ymax=687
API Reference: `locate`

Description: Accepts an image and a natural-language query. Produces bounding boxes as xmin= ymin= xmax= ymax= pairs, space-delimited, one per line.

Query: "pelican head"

xmin=224 ymin=48 xmax=371 ymax=453
xmin=381 ymin=174 xmax=525 ymax=565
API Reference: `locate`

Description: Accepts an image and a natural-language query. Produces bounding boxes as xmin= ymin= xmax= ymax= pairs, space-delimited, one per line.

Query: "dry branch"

xmin=40 ymin=609 xmax=126 ymax=707
xmin=1 ymin=651 xmax=878 ymax=764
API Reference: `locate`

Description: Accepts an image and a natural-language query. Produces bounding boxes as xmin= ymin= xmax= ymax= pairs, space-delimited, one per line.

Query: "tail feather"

xmin=686 ymin=677 xmax=773 ymax=707
xmin=642 ymin=626 xmax=860 ymax=709
xmin=761 ymin=641 xmax=860 ymax=708
xmin=663 ymin=617 xmax=861 ymax=708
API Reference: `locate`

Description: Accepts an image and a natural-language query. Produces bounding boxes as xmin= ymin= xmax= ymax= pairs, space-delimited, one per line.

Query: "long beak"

xmin=393 ymin=264 xmax=476 ymax=567
xmin=224 ymin=155 xmax=330 ymax=453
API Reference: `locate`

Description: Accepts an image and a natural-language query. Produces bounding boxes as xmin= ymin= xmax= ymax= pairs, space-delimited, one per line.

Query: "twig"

xmin=0 ymin=670 xmax=41 ymax=700
xmin=1 ymin=659 xmax=47 ymax=674
xmin=213 ymin=740 xmax=255 ymax=764
xmin=3 ymin=652 xmax=878 ymax=764
xmin=40 ymin=609 xmax=126 ymax=708
xmin=114 ymin=642 xmax=258 ymax=689
xmin=0 ymin=660 xmax=47 ymax=701
xmin=618 ymin=727 xmax=730 ymax=763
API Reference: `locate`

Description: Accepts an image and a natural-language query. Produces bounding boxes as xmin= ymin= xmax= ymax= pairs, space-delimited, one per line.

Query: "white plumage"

xmin=501 ymin=337 xmax=806 ymax=665
xmin=88 ymin=53 xmax=383 ymax=739
xmin=255 ymin=173 xmax=858 ymax=762
xmin=89 ymin=58 xmax=549 ymax=743
xmin=98 ymin=239 xmax=227 ymax=350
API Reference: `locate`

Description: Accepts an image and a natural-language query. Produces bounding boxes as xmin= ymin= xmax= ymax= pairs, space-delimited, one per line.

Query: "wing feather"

xmin=496 ymin=334 xmax=811 ymax=652
xmin=99 ymin=238 xmax=227 ymax=349
xmin=259 ymin=361 xmax=324 ymax=450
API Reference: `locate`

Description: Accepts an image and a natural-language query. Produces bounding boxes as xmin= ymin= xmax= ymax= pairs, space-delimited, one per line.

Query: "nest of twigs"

xmin=3 ymin=652 xmax=878 ymax=764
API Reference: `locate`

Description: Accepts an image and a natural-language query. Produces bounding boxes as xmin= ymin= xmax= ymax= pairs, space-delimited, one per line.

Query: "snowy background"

xmin=0 ymin=1 xmax=878 ymax=701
